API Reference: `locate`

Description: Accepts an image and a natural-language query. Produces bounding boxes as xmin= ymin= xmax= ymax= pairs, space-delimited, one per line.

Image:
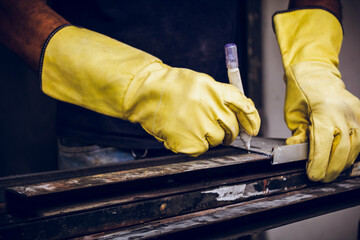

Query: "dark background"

xmin=0 ymin=43 xmax=58 ymax=176
xmin=0 ymin=0 xmax=261 ymax=177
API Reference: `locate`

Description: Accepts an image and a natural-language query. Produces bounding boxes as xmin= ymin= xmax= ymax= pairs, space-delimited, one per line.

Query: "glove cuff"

xmin=38 ymin=24 xmax=71 ymax=89
xmin=39 ymin=25 xmax=161 ymax=119
xmin=273 ymin=8 xmax=343 ymax=69
xmin=273 ymin=6 xmax=343 ymax=27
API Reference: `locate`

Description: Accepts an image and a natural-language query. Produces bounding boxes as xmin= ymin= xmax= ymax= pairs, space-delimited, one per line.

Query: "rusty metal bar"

xmin=74 ymin=177 xmax=360 ymax=240
xmin=5 ymin=151 xmax=277 ymax=218
xmin=8 ymin=153 xmax=269 ymax=198
xmin=1 ymin=144 xmax=359 ymax=240
xmin=1 ymin=161 xmax=359 ymax=240
xmin=8 ymin=168 xmax=304 ymax=218
xmin=0 ymin=147 xmax=238 ymax=203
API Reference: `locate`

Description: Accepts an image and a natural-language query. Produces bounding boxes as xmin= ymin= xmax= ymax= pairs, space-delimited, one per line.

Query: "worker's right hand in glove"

xmin=40 ymin=25 xmax=260 ymax=156
xmin=273 ymin=9 xmax=360 ymax=182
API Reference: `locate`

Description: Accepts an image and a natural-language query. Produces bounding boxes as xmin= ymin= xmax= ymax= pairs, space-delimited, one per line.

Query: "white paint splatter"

xmin=32 ymin=183 xmax=57 ymax=191
xmin=203 ymin=184 xmax=246 ymax=201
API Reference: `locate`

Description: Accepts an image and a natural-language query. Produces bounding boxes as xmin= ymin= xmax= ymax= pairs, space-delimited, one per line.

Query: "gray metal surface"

xmin=272 ymin=142 xmax=309 ymax=165
xmin=229 ymin=137 xmax=309 ymax=164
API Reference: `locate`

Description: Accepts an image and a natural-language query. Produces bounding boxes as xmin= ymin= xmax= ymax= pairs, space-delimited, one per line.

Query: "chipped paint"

xmin=202 ymin=181 xmax=272 ymax=202
xmin=10 ymin=153 xmax=269 ymax=197
xmin=319 ymin=187 xmax=336 ymax=192
xmin=351 ymin=162 xmax=360 ymax=177
xmin=15 ymin=183 xmax=57 ymax=194
xmin=87 ymin=190 xmax=326 ymax=239
xmin=203 ymin=184 xmax=247 ymax=201
xmin=336 ymin=183 xmax=355 ymax=189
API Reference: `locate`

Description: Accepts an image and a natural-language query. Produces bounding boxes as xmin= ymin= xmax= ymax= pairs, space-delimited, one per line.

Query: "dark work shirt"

xmin=50 ymin=0 xmax=240 ymax=149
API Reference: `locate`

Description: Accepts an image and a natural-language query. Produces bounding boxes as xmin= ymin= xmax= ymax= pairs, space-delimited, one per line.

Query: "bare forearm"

xmin=288 ymin=0 xmax=342 ymax=20
xmin=0 ymin=0 xmax=69 ymax=69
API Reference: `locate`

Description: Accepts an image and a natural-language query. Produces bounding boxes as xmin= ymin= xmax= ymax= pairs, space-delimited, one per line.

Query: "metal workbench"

xmin=0 ymin=145 xmax=359 ymax=239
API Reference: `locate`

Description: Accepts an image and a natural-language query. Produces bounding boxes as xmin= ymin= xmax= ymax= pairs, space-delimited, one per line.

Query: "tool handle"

xmin=225 ymin=43 xmax=251 ymax=150
xmin=225 ymin=43 xmax=244 ymax=93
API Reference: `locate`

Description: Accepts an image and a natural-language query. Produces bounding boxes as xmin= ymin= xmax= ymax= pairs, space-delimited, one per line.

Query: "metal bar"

xmin=7 ymin=153 xmax=268 ymax=198
xmin=8 ymin=168 xmax=304 ymax=218
xmin=272 ymin=142 xmax=308 ymax=165
xmin=2 ymin=142 xmax=359 ymax=240
xmin=1 ymin=162 xmax=358 ymax=240
xmin=5 ymin=152 xmax=275 ymax=218
xmin=229 ymin=137 xmax=309 ymax=164
xmin=74 ymin=177 xmax=360 ymax=240
xmin=0 ymin=147 xmax=240 ymax=203
xmin=229 ymin=137 xmax=285 ymax=156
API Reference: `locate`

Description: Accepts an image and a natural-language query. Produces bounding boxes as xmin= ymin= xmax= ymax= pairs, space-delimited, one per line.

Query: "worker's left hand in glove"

xmin=40 ymin=25 xmax=260 ymax=156
xmin=273 ymin=9 xmax=360 ymax=182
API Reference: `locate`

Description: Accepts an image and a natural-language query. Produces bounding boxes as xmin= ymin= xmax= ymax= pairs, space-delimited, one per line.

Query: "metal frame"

xmin=0 ymin=146 xmax=359 ymax=239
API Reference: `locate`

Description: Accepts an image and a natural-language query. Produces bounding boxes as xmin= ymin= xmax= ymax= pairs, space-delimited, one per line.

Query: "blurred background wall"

xmin=262 ymin=0 xmax=360 ymax=138
xmin=261 ymin=0 xmax=360 ymax=239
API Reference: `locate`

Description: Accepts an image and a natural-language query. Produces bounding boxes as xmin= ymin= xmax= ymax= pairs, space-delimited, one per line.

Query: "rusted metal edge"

xmin=1 ymin=164 xmax=358 ymax=240
xmin=4 ymin=160 xmax=304 ymax=219
xmin=229 ymin=137 xmax=309 ymax=165
xmin=0 ymin=147 xmax=239 ymax=203
xmin=74 ymin=177 xmax=360 ymax=240
xmin=13 ymin=169 xmax=307 ymax=218
xmin=7 ymin=153 xmax=269 ymax=198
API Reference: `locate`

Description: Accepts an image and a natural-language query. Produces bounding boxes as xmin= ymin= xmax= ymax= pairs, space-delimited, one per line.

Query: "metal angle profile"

xmin=229 ymin=137 xmax=309 ymax=165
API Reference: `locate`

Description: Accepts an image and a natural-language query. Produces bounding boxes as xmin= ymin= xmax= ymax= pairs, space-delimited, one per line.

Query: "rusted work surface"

xmin=5 ymin=151 xmax=276 ymax=218
xmin=75 ymin=178 xmax=360 ymax=240
xmin=9 ymin=168 xmax=304 ymax=218
xmin=1 ymin=163 xmax=359 ymax=240
xmin=0 ymin=147 xmax=240 ymax=203
xmin=1 ymin=144 xmax=359 ymax=240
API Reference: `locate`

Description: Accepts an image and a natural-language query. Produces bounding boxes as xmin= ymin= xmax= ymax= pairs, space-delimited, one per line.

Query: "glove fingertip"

xmin=216 ymin=120 xmax=238 ymax=145
xmin=234 ymin=108 xmax=261 ymax=136
xmin=322 ymin=174 xmax=339 ymax=183
xmin=164 ymin=138 xmax=209 ymax=157
xmin=223 ymin=91 xmax=261 ymax=137
xmin=306 ymin=166 xmax=326 ymax=182
xmin=286 ymin=136 xmax=304 ymax=145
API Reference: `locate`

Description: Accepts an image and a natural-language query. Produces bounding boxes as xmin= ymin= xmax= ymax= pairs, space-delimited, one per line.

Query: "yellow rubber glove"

xmin=273 ymin=9 xmax=360 ymax=182
xmin=40 ymin=25 xmax=260 ymax=156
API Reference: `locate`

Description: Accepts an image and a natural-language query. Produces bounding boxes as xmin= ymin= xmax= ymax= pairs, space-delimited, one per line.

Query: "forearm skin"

xmin=0 ymin=0 xmax=69 ymax=69
xmin=288 ymin=0 xmax=342 ymax=20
